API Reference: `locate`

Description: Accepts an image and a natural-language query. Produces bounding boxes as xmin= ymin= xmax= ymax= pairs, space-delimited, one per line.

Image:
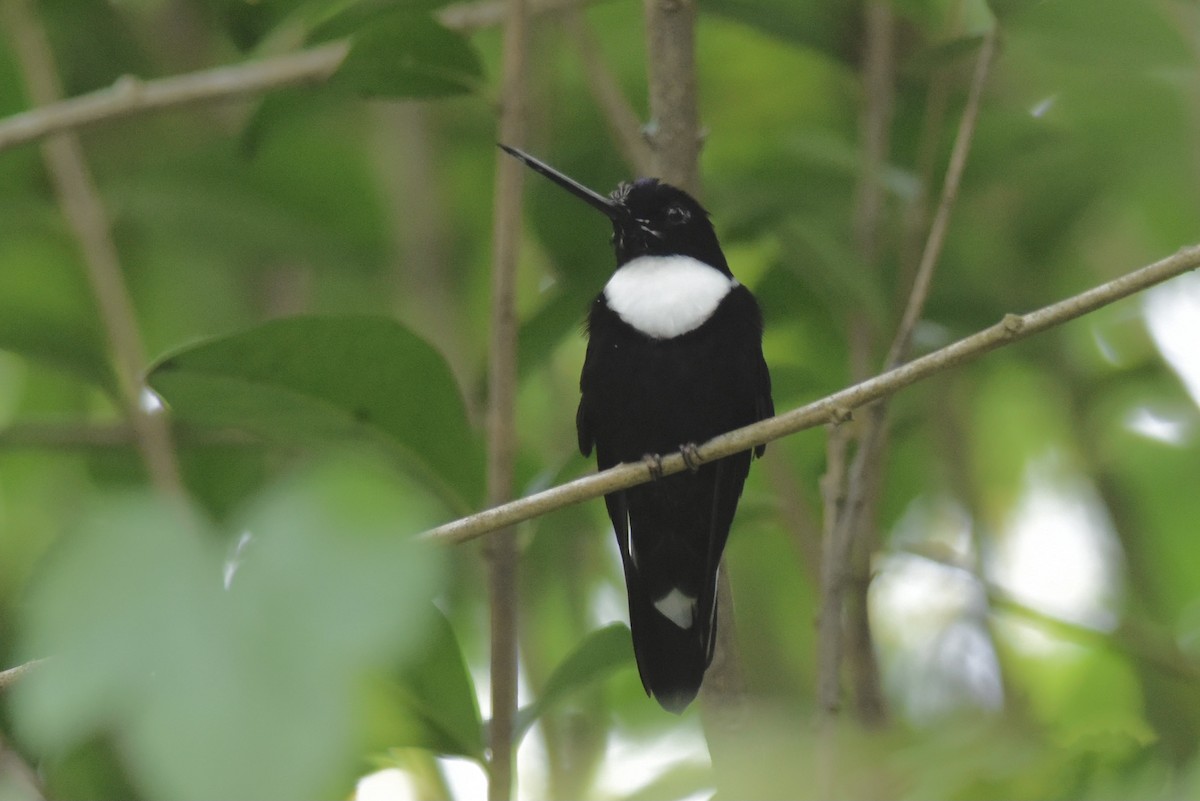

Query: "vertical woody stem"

xmin=486 ymin=0 xmax=530 ymax=796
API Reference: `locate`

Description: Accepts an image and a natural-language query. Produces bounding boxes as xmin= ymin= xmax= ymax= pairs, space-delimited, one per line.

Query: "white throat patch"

xmin=603 ymin=255 xmax=736 ymax=339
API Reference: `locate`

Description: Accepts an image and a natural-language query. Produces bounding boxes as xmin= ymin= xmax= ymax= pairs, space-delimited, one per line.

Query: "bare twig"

xmin=2 ymin=0 xmax=183 ymax=498
xmin=819 ymin=422 xmax=850 ymax=577
xmin=817 ymin=23 xmax=998 ymax=725
xmin=900 ymin=546 xmax=1200 ymax=683
xmin=421 ymin=243 xmax=1200 ymax=544
xmin=991 ymin=589 xmax=1200 ymax=683
xmin=439 ymin=0 xmax=601 ymax=33
xmin=562 ymin=9 xmax=654 ymax=175
xmin=829 ymin=0 xmax=897 ymax=734
xmin=0 ymin=42 xmax=348 ymax=153
xmin=850 ymin=0 xmax=896 ymax=272
xmin=0 ymin=658 xmax=45 ymax=691
xmin=642 ymin=0 xmax=701 ymax=194
xmin=886 ymin=26 xmax=999 ymax=370
xmin=0 ymin=0 xmax=598 ymax=155
xmin=485 ymin=0 xmax=529 ymax=795
xmin=897 ymin=0 xmax=964 ymax=295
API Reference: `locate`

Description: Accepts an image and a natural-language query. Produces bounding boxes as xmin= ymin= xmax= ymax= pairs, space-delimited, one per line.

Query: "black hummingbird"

xmin=500 ymin=145 xmax=773 ymax=712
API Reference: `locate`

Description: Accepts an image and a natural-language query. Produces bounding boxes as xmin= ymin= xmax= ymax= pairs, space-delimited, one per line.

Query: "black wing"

xmin=575 ymin=296 xmax=605 ymax=458
xmin=749 ymin=295 xmax=773 ymax=457
xmin=574 ymin=286 xmax=773 ymax=711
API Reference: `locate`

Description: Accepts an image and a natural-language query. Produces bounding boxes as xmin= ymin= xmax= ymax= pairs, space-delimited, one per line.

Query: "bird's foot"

xmin=642 ymin=452 xmax=664 ymax=480
xmin=679 ymin=443 xmax=702 ymax=473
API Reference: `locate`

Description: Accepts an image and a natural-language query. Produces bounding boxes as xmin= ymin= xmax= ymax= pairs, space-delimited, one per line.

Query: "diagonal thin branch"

xmin=900 ymin=545 xmax=1200 ymax=683
xmin=0 ymin=658 xmax=45 ymax=691
xmin=562 ymin=9 xmax=655 ymax=175
xmin=886 ymin=25 xmax=999 ymax=370
xmin=2 ymin=0 xmax=183 ymax=498
xmin=0 ymin=42 xmax=349 ymax=153
xmin=420 ymin=242 xmax=1200 ymax=544
xmin=439 ymin=0 xmax=602 ymax=32
xmin=0 ymin=0 xmax=602 ymax=155
xmin=817 ymin=23 xmax=998 ymax=722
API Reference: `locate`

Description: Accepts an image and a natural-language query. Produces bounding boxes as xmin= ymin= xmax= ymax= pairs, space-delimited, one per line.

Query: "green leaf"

xmin=13 ymin=457 xmax=448 ymax=800
xmin=513 ymin=623 xmax=635 ymax=743
xmin=361 ymin=607 xmax=485 ymax=761
xmin=329 ymin=10 xmax=483 ymax=98
xmin=147 ymin=315 xmax=484 ymax=508
xmin=13 ymin=496 xmax=220 ymax=756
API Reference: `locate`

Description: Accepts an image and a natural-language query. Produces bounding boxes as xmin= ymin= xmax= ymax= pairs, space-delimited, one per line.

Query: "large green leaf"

xmin=147 ymin=315 xmax=483 ymax=508
xmin=361 ymin=607 xmax=485 ymax=761
xmin=13 ymin=457 xmax=448 ymax=799
xmin=512 ymin=623 xmax=635 ymax=743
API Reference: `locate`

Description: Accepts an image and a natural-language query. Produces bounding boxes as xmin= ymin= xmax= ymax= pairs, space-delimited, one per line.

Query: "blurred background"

xmin=1 ymin=0 xmax=1200 ymax=799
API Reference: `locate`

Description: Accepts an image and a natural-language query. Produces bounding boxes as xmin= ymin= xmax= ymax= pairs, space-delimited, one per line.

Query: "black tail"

xmin=605 ymin=459 xmax=746 ymax=713
xmin=626 ymin=578 xmax=715 ymax=713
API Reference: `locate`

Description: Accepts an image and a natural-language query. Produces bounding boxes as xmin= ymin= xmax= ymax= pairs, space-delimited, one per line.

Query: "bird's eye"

xmin=665 ymin=205 xmax=690 ymax=224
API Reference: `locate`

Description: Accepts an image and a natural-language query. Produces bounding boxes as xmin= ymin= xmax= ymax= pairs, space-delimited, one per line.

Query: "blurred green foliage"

xmin=1 ymin=0 xmax=1199 ymax=798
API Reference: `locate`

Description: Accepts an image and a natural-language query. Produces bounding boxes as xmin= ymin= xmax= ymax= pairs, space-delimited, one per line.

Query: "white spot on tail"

xmin=603 ymin=255 xmax=736 ymax=339
xmin=653 ymin=588 xmax=696 ymax=629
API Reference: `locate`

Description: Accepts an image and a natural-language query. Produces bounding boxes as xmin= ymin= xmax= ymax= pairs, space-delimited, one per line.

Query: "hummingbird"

xmin=501 ymin=145 xmax=773 ymax=712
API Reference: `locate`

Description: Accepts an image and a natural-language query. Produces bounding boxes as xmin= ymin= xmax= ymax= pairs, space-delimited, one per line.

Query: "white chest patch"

xmin=603 ymin=255 xmax=737 ymax=339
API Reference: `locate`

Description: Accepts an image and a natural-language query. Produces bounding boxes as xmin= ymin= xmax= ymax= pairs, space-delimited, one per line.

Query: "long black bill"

xmin=498 ymin=144 xmax=621 ymax=221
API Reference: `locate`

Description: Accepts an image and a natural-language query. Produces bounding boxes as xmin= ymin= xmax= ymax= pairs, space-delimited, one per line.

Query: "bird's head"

xmin=499 ymin=145 xmax=730 ymax=275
